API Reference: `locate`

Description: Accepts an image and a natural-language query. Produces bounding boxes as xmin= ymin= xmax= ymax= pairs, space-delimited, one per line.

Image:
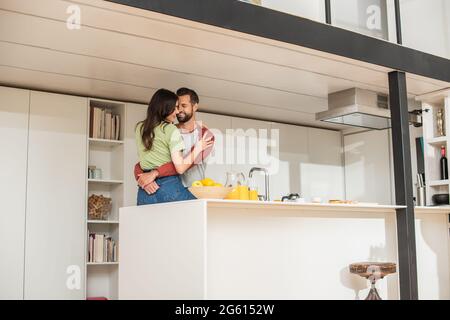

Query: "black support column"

xmin=389 ymin=71 xmax=418 ymax=300
xmin=325 ymin=0 xmax=331 ymax=24
xmin=394 ymin=0 xmax=403 ymax=44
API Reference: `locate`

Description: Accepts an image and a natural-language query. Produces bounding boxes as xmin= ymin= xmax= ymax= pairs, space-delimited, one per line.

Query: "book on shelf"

xmin=89 ymin=106 xmax=120 ymax=140
xmin=95 ymin=234 xmax=104 ymax=263
xmin=111 ymin=114 xmax=116 ymax=142
xmin=114 ymin=115 xmax=120 ymax=140
xmin=105 ymin=111 xmax=112 ymax=140
xmin=99 ymin=109 xmax=104 ymax=140
xmin=88 ymin=232 xmax=118 ymax=263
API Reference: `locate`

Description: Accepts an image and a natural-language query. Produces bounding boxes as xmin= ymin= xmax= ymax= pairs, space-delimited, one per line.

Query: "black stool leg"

xmin=365 ymin=279 xmax=382 ymax=300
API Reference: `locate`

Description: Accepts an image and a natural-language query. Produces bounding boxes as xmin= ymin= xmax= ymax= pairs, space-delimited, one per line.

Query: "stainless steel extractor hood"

xmin=316 ymin=88 xmax=392 ymax=130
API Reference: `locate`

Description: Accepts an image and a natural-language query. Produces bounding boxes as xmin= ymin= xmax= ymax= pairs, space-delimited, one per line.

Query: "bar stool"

xmin=349 ymin=262 xmax=397 ymax=300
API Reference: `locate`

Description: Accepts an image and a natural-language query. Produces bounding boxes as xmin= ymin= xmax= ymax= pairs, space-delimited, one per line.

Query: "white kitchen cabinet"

xmin=270 ymin=122 xmax=308 ymax=201
xmin=197 ymin=112 xmax=233 ymax=185
xmin=230 ymin=117 xmax=272 ymax=197
xmin=0 ymin=87 xmax=29 ymax=299
xmin=304 ymin=128 xmax=345 ymax=202
xmin=269 ymin=125 xmax=344 ymax=202
xmin=123 ymin=102 xmax=147 ymax=207
xmin=344 ymin=130 xmax=393 ymax=205
xmin=24 ymin=91 xmax=87 ymax=299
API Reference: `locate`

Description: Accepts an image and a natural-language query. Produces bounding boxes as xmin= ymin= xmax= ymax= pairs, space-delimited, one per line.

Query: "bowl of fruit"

xmin=189 ymin=178 xmax=233 ymax=199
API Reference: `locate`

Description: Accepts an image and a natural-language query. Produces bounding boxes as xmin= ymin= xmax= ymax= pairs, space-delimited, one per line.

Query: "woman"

xmin=135 ymin=89 xmax=213 ymax=205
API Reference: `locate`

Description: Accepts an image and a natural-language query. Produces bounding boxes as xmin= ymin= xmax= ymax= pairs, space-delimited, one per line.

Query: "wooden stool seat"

xmin=349 ymin=262 xmax=397 ymax=300
xmin=349 ymin=262 xmax=396 ymax=279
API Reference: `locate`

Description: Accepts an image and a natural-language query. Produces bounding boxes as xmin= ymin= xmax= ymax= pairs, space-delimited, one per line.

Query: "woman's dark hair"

xmin=139 ymin=89 xmax=178 ymax=151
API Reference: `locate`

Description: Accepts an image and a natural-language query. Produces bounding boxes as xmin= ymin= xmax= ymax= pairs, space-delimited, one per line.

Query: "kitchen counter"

xmin=118 ymin=200 xmax=449 ymax=300
xmin=415 ymin=206 xmax=450 ymax=214
xmin=414 ymin=205 xmax=450 ymax=299
xmin=204 ymin=199 xmax=404 ymax=212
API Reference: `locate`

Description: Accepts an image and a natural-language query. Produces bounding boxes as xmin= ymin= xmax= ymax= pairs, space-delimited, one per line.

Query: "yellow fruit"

xmin=213 ymin=183 xmax=223 ymax=187
xmin=201 ymin=178 xmax=215 ymax=186
xmin=191 ymin=180 xmax=203 ymax=187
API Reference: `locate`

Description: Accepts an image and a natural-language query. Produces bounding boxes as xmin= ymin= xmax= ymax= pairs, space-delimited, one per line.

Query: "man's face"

xmin=177 ymin=94 xmax=197 ymax=123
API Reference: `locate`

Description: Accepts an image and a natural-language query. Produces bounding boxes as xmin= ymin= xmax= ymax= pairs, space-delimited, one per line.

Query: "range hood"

xmin=316 ymin=88 xmax=392 ymax=130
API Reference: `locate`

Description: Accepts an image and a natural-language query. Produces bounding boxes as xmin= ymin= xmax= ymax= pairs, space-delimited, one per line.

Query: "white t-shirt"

xmin=179 ymin=125 xmax=208 ymax=187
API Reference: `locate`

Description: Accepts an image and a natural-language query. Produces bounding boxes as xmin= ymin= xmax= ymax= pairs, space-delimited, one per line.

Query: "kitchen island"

xmin=119 ymin=200 xmax=450 ymax=300
xmin=414 ymin=206 xmax=450 ymax=299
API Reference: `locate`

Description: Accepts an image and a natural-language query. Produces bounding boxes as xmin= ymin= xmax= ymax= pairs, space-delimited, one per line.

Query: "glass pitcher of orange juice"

xmin=225 ymin=172 xmax=248 ymax=200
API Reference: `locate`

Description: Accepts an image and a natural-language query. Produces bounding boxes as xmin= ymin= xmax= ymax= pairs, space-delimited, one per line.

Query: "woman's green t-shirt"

xmin=135 ymin=122 xmax=185 ymax=170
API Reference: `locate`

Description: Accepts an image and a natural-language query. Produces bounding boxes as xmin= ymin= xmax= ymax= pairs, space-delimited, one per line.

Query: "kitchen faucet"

xmin=249 ymin=167 xmax=270 ymax=201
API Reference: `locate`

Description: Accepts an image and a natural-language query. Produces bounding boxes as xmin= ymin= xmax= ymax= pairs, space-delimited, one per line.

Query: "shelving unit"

xmin=85 ymin=98 xmax=125 ymax=300
xmin=89 ymin=138 xmax=124 ymax=148
xmin=418 ymin=89 xmax=450 ymax=206
xmin=88 ymin=179 xmax=124 ymax=185
xmin=427 ymin=136 xmax=447 ymax=147
xmin=87 ymin=220 xmax=120 ymax=224
xmin=428 ymin=180 xmax=450 ymax=187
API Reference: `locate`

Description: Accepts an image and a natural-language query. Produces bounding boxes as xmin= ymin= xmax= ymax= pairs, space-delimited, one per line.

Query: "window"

xmin=240 ymin=0 xmax=326 ymax=23
xmin=330 ymin=0 xmax=397 ymax=41
xmin=400 ymin=0 xmax=450 ymax=59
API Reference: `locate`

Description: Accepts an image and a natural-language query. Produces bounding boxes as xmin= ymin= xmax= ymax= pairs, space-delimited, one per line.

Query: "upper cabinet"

xmin=304 ymin=128 xmax=344 ymax=202
xmin=196 ymin=112 xmax=233 ymax=185
xmin=271 ymin=124 xmax=344 ymax=202
xmin=0 ymin=87 xmax=29 ymax=299
xmin=344 ymin=130 xmax=392 ymax=205
xmin=230 ymin=117 xmax=272 ymax=196
xmin=24 ymin=91 xmax=87 ymax=299
xmin=270 ymin=122 xmax=308 ymax=201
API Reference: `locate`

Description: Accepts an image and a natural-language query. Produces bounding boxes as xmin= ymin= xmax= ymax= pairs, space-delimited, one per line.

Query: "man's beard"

xmin=177 ymin=112 xmax=193 ymax=123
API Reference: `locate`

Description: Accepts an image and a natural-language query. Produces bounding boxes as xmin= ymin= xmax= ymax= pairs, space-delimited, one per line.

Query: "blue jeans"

xmin=137 ymin=175 xmax=196 ymax=206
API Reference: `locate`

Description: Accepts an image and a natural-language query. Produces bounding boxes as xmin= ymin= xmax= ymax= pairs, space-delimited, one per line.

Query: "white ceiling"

xmin=0 ymin=0 xmax=449 ymax=129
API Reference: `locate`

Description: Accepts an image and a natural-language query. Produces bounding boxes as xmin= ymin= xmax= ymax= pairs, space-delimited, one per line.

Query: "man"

xmin=134 ymin=87 xmax=215 ymax=194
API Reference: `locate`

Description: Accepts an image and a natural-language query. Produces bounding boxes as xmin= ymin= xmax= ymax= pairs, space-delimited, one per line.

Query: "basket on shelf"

xmin=88 ymin=194 xmax=112 ymax=220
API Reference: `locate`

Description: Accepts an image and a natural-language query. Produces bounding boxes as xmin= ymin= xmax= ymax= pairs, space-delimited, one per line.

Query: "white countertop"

xmin=122 ymin=199 xmax=450 ymax=214
xmin=415 ymin=206 xmax=450 ymax=214
xmin=199 ymin=199 xmax=404 ymax=213
xmin=206 ymin=200 xmax=450 ymax=214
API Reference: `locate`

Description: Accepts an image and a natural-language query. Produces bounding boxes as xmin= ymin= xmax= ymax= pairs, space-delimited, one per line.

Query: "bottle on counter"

xmin=440 ymin=146 xmax=448 ymax=180
xmin=248 ymin=180 xmax=259 ymax=201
